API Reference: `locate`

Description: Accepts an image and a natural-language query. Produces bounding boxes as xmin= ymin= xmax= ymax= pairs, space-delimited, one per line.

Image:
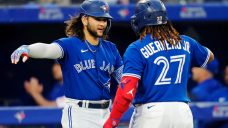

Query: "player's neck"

xmin=84 ymin=30 xmax=99 ymax=45
xmin=86 ymin=36 xmax=99 ymax=45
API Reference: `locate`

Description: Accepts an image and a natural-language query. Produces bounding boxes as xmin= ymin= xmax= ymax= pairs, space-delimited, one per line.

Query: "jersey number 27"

xmin=154 ymin=54 xmax=186 ymax=85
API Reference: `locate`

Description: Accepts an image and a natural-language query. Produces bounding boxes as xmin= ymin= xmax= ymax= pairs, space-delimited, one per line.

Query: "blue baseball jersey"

xmin=53 ymin=37 xmax=123 ymax=100
xmin=191 ymin=78 xmax=223 ymax=101
xmin=47 ymin=82 xmax=64 ymax=101
xmin=122 ymin=34 xmax=210 ymax=104
xmin=209 ymin=86 xmax=228 ymax=102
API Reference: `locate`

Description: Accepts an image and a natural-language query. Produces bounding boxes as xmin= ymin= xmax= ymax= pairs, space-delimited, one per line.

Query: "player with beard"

xmin=10 ymin=0 xmax=123 ymax=128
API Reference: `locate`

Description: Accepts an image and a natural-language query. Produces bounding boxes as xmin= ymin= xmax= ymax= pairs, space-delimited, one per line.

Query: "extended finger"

xmin=14 ymin=51 xmax=21 ymax=64
xmin=22 ymin=56 xmax=28 ymax=63
xmin=11 ymin=51 xmax=17 ymax=64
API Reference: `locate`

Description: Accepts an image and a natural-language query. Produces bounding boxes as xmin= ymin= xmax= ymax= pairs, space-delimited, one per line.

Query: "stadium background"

xmin=0 ymin=0 xmax=228 ymax=128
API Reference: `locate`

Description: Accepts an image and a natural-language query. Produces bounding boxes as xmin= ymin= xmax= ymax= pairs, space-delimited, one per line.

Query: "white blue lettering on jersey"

xmin=54 ymin=37 xmax=123 ymax=100
xmin=122 ymin=34 xmax=209 ymax=104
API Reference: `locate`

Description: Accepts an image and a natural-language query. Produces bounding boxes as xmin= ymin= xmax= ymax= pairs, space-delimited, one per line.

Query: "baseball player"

xmin=104 ymin=0 xmax=214 ymax=128
xmin=191 ymin=58 xmax=222 ymax=101
xmin=24 ymin=63 xmax=65 ymax=107
xmin=11 ymin=0 xmax=123 ymax=128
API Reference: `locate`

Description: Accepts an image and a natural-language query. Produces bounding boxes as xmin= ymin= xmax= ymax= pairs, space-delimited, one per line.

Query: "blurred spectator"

xmin=204 ymin=0 xmax=223 ymax=2
xmin=23 ymin=0 xmax=70 ymax=7
xmin=190 ymin=58 xmax=223 ymax=101
xmin=39 ymin=0 xmax=70 ymax=5
xmin=224 ymin=62 xmax=228 ymax=84
xmin=71 ymin=0 xmax=84 ymax=4
xmin=106 ymin=0 xmax=118 ymax=4
xmin=117 ymin=0 xmax=130 ymax=4
xmin=0 ymin=0 xmax=70 ymax=6
xmin=72 ymin=0 xmax=118 ymax=5
xmin=24 ymin=63 xmax=65 ymax=107
xmin=209 ymin=62 xmax=228 ymax=102
xmin=206 ymin=61 xmax=228 ymax=128
xmin=0 ymin=0 xmax=28 ymax=5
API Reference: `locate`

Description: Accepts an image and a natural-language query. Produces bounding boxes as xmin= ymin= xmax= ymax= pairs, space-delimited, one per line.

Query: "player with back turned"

xmin=104 ymin=0 xmax=214 ymax=128
xmin=11 ymin=0 xmax=123 ymax=128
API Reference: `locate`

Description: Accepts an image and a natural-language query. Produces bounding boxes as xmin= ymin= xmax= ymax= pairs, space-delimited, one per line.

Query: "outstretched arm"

xmin=11 ymin=43 xmax=62 ymax=64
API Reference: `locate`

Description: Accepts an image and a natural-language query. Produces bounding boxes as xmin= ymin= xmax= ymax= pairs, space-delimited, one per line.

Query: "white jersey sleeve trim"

xmin=122 ymin=73 xmax=141 ymax=79
xmin=53 ymin=43 xmax=64 ymax=59
xmin=201 ymin=47 xmax=210 ymax=68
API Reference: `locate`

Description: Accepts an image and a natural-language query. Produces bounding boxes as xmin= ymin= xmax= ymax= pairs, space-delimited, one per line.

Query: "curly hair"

xmin=65 ymin=15 xmax=108 ymax=40
xmin=139 ymin=21 xmax=181 ymax=48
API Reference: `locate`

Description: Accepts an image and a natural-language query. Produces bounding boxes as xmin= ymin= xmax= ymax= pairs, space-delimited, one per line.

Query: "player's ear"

xmin=81 ymin=15 xmax=88 ymax=26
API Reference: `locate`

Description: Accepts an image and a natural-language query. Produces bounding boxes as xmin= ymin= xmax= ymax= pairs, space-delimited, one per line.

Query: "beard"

xmin=87 ymin=23 xmax=104 ymax=38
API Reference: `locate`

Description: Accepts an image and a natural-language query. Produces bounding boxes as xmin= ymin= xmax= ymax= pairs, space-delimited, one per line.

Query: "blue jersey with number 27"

xmin=122 ymin=34 xmax=209 ymax=104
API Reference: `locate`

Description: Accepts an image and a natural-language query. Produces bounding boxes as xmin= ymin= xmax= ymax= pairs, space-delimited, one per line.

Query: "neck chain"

xmin=85 ymin=40 xmax=97 ymax=53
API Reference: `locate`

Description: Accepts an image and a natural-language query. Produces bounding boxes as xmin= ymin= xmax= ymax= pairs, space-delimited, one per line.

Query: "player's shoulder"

xmin=180 ymin=35 xmax=199 ymax=45
xmin=55 ymin=36 xmax=81 ymax=43
xmin=124 ymin=39 xmax=141 ymax=54
xmin=127 ymin=39 xmax=141 ymax=49
xmin=102 ymin=39 xmax=118 ymax=51
xmin=102 ymin=39 xmax=116 ymax=46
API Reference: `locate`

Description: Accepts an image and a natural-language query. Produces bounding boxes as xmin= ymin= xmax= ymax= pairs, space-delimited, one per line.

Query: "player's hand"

xmin=11 ymin=45 xmax=29 ymax=64
xmin=24 ymin=77 xmax=43 ymax=96
xmin=103 ymin=117 xmax=119 ymax=128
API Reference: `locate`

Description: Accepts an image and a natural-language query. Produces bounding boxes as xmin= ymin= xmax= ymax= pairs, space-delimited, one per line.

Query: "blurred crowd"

xmin=190 ymin=58 xmax=228 ymax=102
xmin=0 ymin=0 xmax=228 ymax=6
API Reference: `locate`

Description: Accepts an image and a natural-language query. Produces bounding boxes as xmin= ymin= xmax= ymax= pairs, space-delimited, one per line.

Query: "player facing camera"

xmin=11 ymin=0 xmax=123 ymax=128
xmin=65 ymin=0 xmax=112 ymax=40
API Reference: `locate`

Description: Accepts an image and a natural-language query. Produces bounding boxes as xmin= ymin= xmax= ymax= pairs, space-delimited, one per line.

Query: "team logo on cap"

xmin=100 ymin=5 xmax=109 ymax=12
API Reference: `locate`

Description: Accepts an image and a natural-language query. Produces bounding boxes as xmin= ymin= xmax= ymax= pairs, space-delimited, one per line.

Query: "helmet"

xmin=80 ymin=0 xmax=112 ymax=34
xmin=131 ymin=0 xmax=168 ymax=34
xmin=80 ymin=0 xmax=112 ymax=19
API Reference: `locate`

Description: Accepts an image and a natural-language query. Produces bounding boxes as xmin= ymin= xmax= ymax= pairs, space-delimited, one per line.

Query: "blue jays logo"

xmin=100 ymin=5 xmax=109 ymax=12
xmin=15 ymin=111 xmax=26 ymax=123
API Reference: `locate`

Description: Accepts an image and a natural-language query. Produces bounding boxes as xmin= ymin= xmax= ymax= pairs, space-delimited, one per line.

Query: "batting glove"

xmin=103 ymin=117 xmax=119 ymax=128
xmin=11 ymin=45 xmax=29 ymax=64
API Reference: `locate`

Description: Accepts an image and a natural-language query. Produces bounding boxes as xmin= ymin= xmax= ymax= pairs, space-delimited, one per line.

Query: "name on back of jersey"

xmin=73 ymin=59 xmax=114 ymax=74
xmin=140 ymin=40 xmax=190 ymax=59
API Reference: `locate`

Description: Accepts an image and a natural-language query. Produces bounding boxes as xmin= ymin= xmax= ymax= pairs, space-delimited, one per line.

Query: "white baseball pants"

xmin=129 ymin=102 xmax=193 ymax=128
xmin=61 ymin=98 xmax=110 ymax=128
